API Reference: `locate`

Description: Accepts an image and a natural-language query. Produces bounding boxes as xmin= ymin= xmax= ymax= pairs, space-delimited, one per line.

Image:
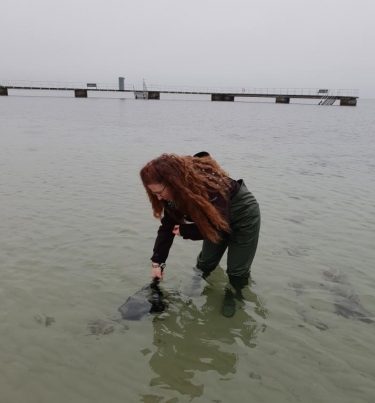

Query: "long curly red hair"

xmin=140 ymin=153 xmax=231 ymax=243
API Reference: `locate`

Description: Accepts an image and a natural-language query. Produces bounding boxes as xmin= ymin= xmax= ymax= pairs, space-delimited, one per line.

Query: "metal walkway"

xmin=0 ymin=80 xmax=359 ymax=106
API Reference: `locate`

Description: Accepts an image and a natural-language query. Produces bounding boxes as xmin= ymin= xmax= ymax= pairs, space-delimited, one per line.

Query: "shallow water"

xmin=1 ymin=95 xmax=374 ymax=402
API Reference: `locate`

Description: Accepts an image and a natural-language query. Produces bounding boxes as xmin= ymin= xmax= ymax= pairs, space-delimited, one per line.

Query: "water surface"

xmin=1 ymin=95 xmax=374 ymax=402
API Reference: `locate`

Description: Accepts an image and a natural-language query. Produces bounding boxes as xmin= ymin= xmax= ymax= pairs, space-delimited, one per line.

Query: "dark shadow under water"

xmin=289 ymin=267 xmax=374 ymax=330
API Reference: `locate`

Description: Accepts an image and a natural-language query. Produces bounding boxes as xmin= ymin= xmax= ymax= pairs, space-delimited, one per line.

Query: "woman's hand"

xmin=151 ymin=263 xmax=164 ymax=280
xmin=172 ymin=225 xmax=180 ymax=236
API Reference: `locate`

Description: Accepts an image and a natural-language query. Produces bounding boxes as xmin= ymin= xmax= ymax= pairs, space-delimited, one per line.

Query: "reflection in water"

xmin=142 ymin=273 xmax=268 ymax=400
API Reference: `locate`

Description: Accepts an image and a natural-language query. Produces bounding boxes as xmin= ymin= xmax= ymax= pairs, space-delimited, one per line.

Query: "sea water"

xmin=1 ymin=94 xmax=374 ymax=402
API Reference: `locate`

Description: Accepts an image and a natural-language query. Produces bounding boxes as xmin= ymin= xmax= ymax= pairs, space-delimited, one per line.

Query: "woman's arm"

xmin=151 ymin=209 xmax=176 ymax=264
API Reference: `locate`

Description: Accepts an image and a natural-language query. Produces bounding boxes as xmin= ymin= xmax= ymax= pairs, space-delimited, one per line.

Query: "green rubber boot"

xmin=221 ymin=288 xmax=236 ymax=318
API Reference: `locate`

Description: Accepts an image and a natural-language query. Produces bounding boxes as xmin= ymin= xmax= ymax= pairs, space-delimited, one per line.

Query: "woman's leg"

xmin=227 ymin=217 xmax=260 ymax=288
xmin=196 ymin=239 xmax=228 ymax=278
xmin=222 ymin=210 xmax=260 ymax=317
xmin=227 ymin=181 xmax=261 ymax=292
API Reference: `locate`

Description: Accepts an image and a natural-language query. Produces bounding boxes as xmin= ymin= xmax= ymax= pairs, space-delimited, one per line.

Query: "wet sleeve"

xmin=151 ymin=210 xmax=176 ymax=264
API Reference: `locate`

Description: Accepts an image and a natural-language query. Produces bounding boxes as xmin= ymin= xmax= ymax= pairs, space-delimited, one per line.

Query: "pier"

xmin=0 ymin=80 xmax=358 ymax=106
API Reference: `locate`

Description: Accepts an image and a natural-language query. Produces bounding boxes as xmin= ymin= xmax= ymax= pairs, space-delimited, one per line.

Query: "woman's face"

xmin=148 ymin=183 xmax=173 ymax=201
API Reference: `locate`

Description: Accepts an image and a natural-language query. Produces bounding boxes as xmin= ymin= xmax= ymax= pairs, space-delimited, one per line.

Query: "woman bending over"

xmin=140 ymin=152 xmax=260 ymax=317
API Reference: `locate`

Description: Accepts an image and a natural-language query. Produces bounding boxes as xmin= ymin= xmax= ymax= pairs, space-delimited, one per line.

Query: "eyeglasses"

xmin=150 ymin=184 xmax=166 ymax=196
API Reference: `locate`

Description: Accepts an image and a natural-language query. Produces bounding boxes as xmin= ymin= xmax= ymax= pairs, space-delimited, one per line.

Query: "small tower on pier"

xmin=118 ymin=77 xmax=125 ymax=91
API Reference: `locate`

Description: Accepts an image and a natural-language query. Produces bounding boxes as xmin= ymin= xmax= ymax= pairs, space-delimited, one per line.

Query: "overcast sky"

xmin=2 ymin=0 xmax=375 ymax=97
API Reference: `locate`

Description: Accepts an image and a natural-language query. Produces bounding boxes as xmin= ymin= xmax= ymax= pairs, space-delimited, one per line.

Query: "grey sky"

xmin=2 ymin=0 xmax=375 ymax=97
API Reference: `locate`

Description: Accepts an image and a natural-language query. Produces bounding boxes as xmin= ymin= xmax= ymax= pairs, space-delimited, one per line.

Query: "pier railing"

xmin=142 ymin=85 xmax=359 ymax=98
xmin=0 ymin=80 xmax=130 ymax=91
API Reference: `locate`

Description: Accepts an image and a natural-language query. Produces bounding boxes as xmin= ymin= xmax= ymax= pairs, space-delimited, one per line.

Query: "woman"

xmin=140 ymin=152 xmax=260 ymax=317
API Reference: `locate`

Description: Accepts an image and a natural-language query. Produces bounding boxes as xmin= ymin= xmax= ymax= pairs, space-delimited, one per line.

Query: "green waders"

xmin=196 ymin=180 xmax=260 ymax=297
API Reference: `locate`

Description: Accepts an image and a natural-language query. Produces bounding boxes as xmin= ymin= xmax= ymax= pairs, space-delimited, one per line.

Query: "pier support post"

xmin=275 ymin=96 xmax=290 ymax=104
xmin=211 ymin=94 xmax=235 ymax=102
xmin=340 ymin=97 xmax=357 ymax=106
xmin=0 ymin=87 xmax=8 ymax=96
xmin=74 ymin=89 xmax=88 ymax=98
xmin=147 ymin=91 xmax=160 ymax=100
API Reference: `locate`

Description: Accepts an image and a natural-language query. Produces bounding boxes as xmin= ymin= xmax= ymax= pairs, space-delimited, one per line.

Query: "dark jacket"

xmin=151 ymin=179 xmax=240 ymax=264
